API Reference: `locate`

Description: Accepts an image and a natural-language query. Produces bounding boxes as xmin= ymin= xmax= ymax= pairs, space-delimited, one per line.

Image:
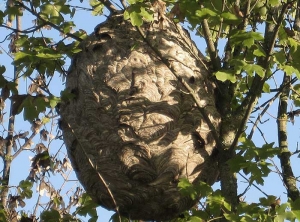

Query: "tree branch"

xmin=277 ymin=74 xmax=300 ymax=201
xmin=229 ymin=3 xmax=289 ymax=152
xmin=98 ymin=0 xmax=118 ymax=14
xmin=0 ymin=24 xmax=45 ymax=34
xmin=200 ymin=19 xmax=221 ymax=70
xmin=1 ymin=10 xmax=21 ymax=217
xmin=16 ymin=2 xmax=83 ymax=42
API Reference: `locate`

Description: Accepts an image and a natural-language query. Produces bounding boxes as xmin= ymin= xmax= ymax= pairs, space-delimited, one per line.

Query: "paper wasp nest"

xmin=60 ymin=14 xmax=220 ymax=221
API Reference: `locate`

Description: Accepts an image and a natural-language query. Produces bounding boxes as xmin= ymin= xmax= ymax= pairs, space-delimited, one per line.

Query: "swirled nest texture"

xmin=60 ymin=14 xmax=220 ymax=221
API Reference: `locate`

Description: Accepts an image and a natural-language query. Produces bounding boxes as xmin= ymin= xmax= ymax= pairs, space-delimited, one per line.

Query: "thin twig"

xmin=229 ymin=3 xmax=290 ymax=152
xmin=66 ymin=123 xmax=121 ymax=222
xmin=99 ymin=0 xmax=118 ymax=14
xmin=238 ymin=172 xmax=268 ymax=197
xmin=248 ymin=92 xmax=280 ymax=140
xmin=200 ymin=19 xmax=221 ymax=70
xmin=247 ymin=119 xmax=268 ymax=144
xmin=16 ymin=2 xmax=83 ymax=42
xmin=0 ymin=24 xmax=45 ymax=34
xmin=12 ymin=125 xmax=42 ymax=159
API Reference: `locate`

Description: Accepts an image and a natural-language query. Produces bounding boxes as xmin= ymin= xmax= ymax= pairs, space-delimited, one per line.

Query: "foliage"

xmin=0 ymin=0 xmax=300 ymax=221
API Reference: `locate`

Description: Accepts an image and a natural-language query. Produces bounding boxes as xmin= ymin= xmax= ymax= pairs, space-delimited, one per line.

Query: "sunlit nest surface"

xmin=60 ymin=14 xmax=220 ymax=221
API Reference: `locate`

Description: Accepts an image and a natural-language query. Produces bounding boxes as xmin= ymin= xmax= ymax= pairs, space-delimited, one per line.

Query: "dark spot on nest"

xmin=70 ymin=87 xmax=79 ymax=99
xmin=97 ymin=33 xmax=112 ymax=40
xmin=189 ymin=76 xmax=195 ymax=84
xmin=92 ymin=44 xmax=103 ymax=52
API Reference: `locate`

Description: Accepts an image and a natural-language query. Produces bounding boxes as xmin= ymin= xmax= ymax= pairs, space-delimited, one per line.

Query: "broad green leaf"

xmin=227 ymin=155 xmax=247 ymax=172
xmin=49 ymin=96 xmax=61 ymax=108
xmin=243 ymin=64 xmax=265 ymax=77
xmin=35 ymin=52 xmax=62 ymax=59
xmin=194 ymin=181 xmax=212 ymax=197
xmin=178 ymin=178 xmax=198 ymax=200
xmin=19 ymin=180 xmax=33 ymax=189
xmin=0 ymin=10 xmax=4 ymax=24
xmin=229 ymin=59 xmax=246 ymax=74
xmin=230 ymin=31 xmax=264 ymax=48
xmin=18 ymin=180 xmax=33 ymax=198
xmin=221 ymin=12 xmax=240 ymax=21
xmin=140 ymin=7 xmax=153 ymax=22
xmin=42 ymin=117 xmax=50 ymax=124
xmin=89 ymin=0 xmax=104 ymax=16
xmin=190 ymin=209 xmax=209 ymax=220
xmin=282 ymin=65 xmax=300 ymax=77
xmin=288 ymin=38 xmax=298 ymax=52
xmin=195 ymin=8 xmax=218 ymax=18
xmin=259 ymin=195 xmax=277 ymax=207
xmin=188 ymin=216 xmax=202 ymax=222
xmin=128 ymin=0 xmax=144 ymax=4
xmin=14 ymin=52 xmax=34 ymax=62
xmin=269 ymin=0 xmax=280 ymax=6
xmin=40 ymin=209 xmax=60 ymax=222
xmin=129 ymin=11 xmax=143 ymax=26
xmin=223 ymin=201 xmax=231 ymax=211
xmin=124 ymin=9 xmax=130 ymax=20
xmin=263 ymin=82 xmax=270 ymax=93
xmin=274 ymin=50 xmax=286 ymax=64
xmin=110 ymin=213 xmax=130 ymax=222
xmin=178 ymin=178 xmax=192 ymax=189
xmin=253 ymin=46 xmax=266 ymax=57
xmin=291 ymin=198 xmax=300 ymax=220
xmin=77 ymin=193 xmax=99 ymax=217
xmin=61 ymin=89 xmax=77 ymax=101
xmin=0 ymin=65 xmax=6 ymax=75
xmin=215 ymin=71 xmax=236 ymax=83
xmin=224 ymin=213 xmax=240 ymax=221
xmin=0 ymin=209 xmax=7 ymax=222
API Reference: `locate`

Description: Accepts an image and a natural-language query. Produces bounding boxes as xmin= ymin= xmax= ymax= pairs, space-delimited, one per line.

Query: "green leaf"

xmin=14 ymin=52 xmax=34 ymax=62
xmin=0 ymin=209 xmax=7 ymax=222
xmin=19 ymin=180 xmax=33 ymax=190
xmin=253 ymin=45 xmax=266 ymax=57
xmin=195 ymin=8 xmax=218 ymax=18
xmin=0 ymin=65 xmax=6 ymax=76
xmin=263 ymin=82 xmax=270 ymax=93
xmin=139 ymin=7 xmax=153 ymax=22
xmin=215 ymin=71 xmax=236 ymax=83
xmin=89 ymin=0 xmax=104 ymax=16
xmin=35 ymin=52 xmax=62 ymax=59
xmin=178 ymin=178 xmax=198 ymax=200
xmin=230 ymin=31 xmax=264 ymax=48
xmin=129 ymin=10 xmax=143 ymax=26
xmin=269 ymin=0 xmax=280 ymax=6
xmin=41 ymin=209 xmax=60 ymax=222
xmin=291 ymin=198 xmax=300 ymax=220
xmin=221 ymin=12 xmax=240 ymax=21
xmin=127 ymin=0 xmax=144 ymax=4
xmin=282 ymin=65 xmax=300 ymax=77
xmin=61 ymin=89 xmax=77 ymax=101
xmin=259 ymin=195 xmax=277 ymax=207
xmin=0 ymin=10 xmax=4 ymax=24
xmin=227 ymin=155 xmax=247 ymax=172
xmin=109 ymin=213 xmax=130 ymax=222
xmin=243 ymin=64 xmax=265 ymax=77
xmin=224 ymin=213 xmax=240 ymax=221
xmin=188 ymin=216 xmax=202 ymax=222
xmin=77 ymin=193 xmax=99 ymax=217
xmin=48 ymin=96 xmax=61 ymax=108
